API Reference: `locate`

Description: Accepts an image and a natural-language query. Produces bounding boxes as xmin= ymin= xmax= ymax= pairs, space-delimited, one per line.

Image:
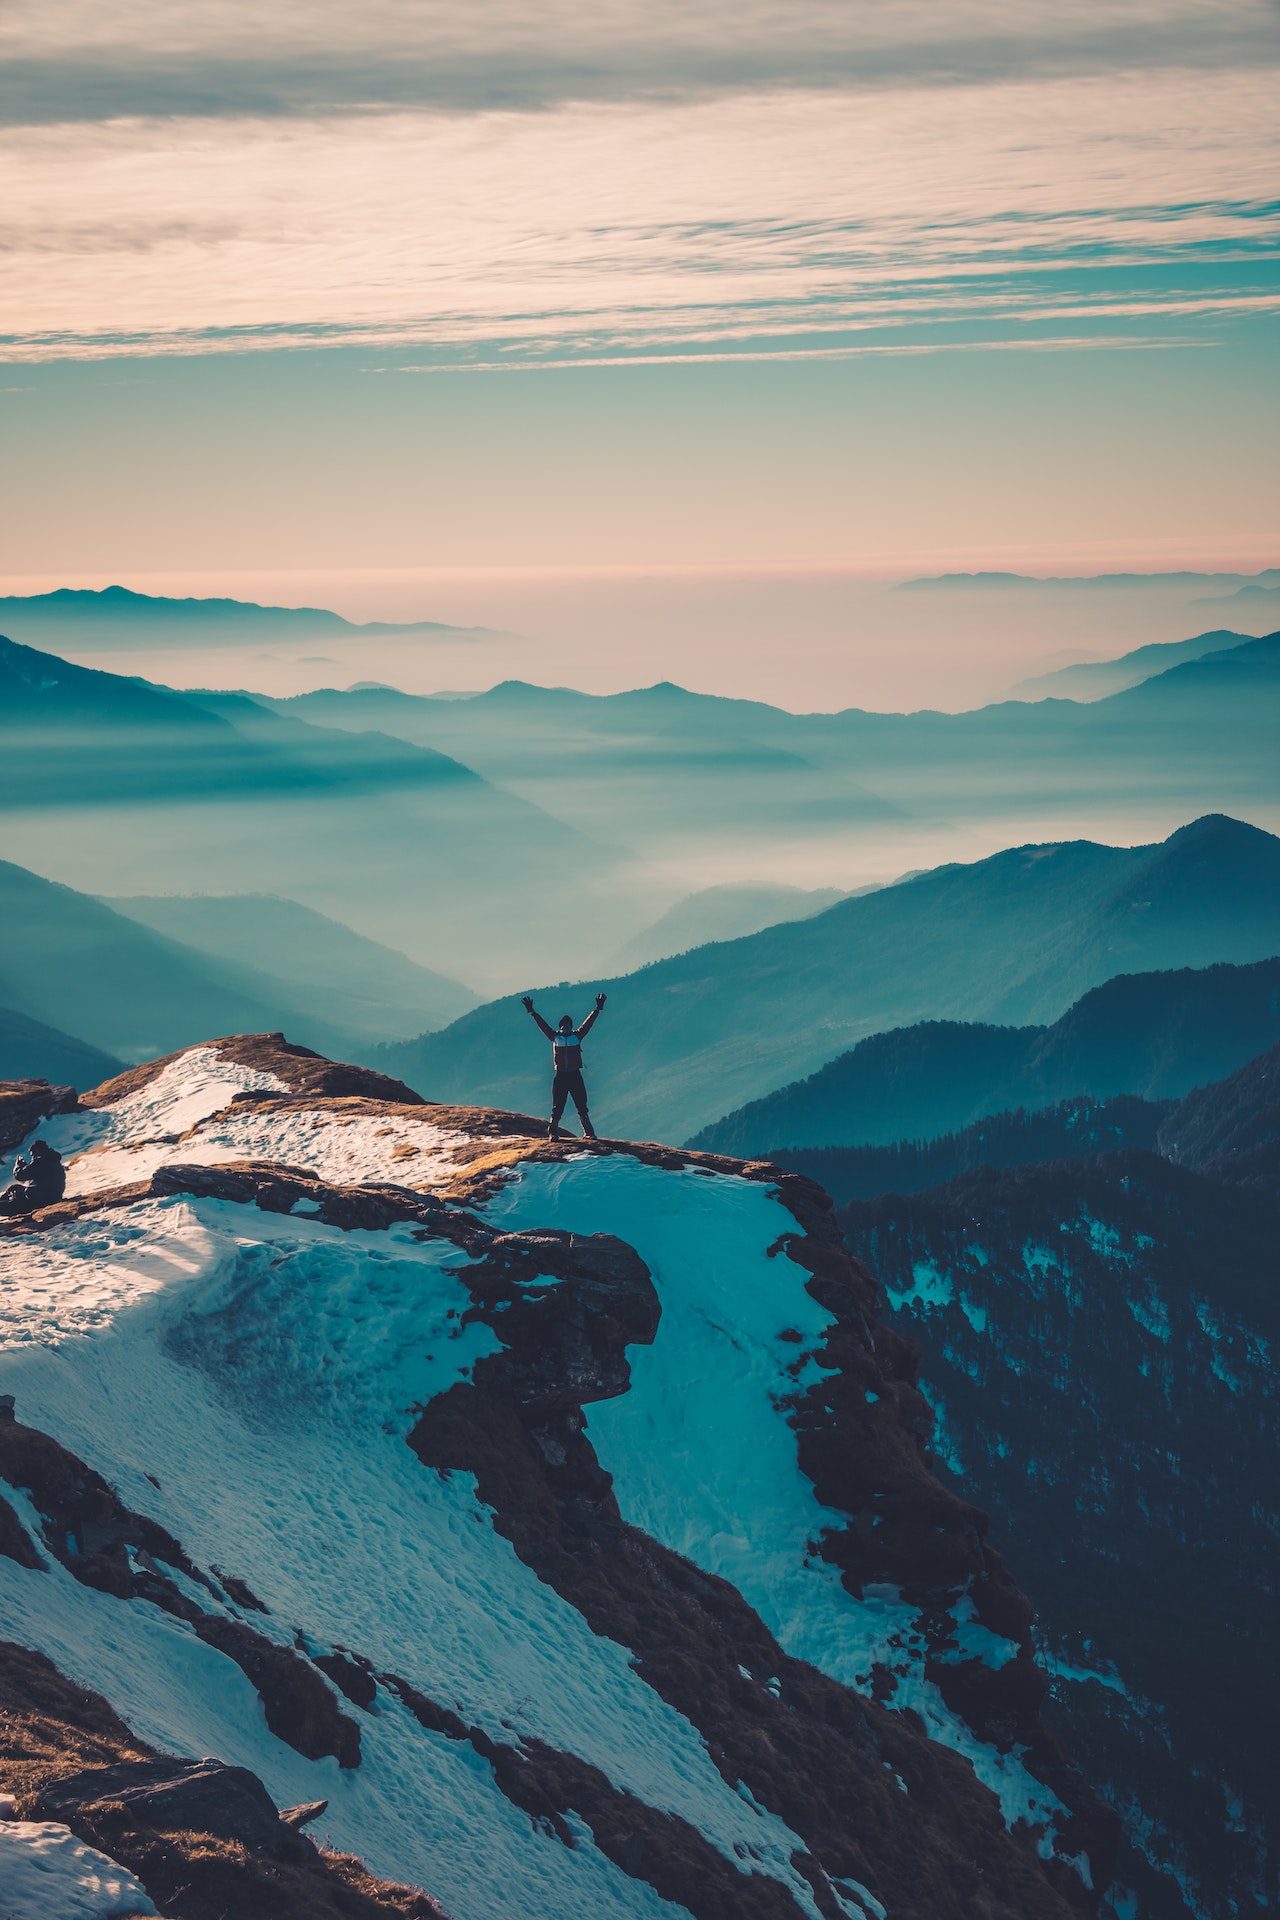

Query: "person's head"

xmin=558 ymin=1015 xmax=574 ymax=1032
xmin=30 ymin=1139 xmax=55 ymax=1159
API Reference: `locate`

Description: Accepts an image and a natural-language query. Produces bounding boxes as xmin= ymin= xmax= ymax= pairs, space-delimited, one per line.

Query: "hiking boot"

xmin=581 ymin=1118 xmax=597 ymax=1140
xmin=547 ymin=1122 xmax=562 ymax=1141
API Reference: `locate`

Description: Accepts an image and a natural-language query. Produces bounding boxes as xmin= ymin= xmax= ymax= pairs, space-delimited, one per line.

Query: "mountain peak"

xmin=0 ymin=1033 xmax=1113 ymax=1919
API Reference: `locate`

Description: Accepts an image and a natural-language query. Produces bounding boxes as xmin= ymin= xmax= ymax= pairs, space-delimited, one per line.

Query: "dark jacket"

xmin=10 ymin=1146 xmax=66 ymax=1206
xmin=526 ymin=1004 xmax=602 ymax=1072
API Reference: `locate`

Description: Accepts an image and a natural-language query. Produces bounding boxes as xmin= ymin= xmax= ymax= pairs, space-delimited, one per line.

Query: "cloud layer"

xmin=3 ymin=71 xmax=1276 ymax=363
xmin=4 ymin=0 xmax=1278 ymax=121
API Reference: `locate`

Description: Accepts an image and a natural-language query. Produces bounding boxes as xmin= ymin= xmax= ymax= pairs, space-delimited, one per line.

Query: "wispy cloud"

xmin=2 ymin=72 xmax=1276 ymax=364
xmin=4 ymin=0 xmax=1277 ymax=124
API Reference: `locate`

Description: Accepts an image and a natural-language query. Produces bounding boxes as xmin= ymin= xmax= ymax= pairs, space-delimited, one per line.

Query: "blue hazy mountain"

xmin=1009 ymin=628 xmax=1247 ymax=701
xmin=608 ymin=882 xmax=848 ymax=970
xmin=697 ymin=952 xmax=1280 ymax=1159
xmin=104 ymin=894 xmax=479 ymax=1040
xmin=267 ymin=633 xmax=1280 ymax=863
xmin=265 ymin=678 xmax=904 ymax=857
xmin=0 ymin=860 xmax=401 ymax=1063
xmin=375 ymin=815 xmax=1280 ymax=1144
xmin=0 ymin=583 xmax=492 ymax=650
xmin=894 ymin=568 xmax=1280 ymax=593
xmin=0 ymin=1005 xmax=124 ymax=1090
xmin=0 ymin=636 xmax=621 ymax=990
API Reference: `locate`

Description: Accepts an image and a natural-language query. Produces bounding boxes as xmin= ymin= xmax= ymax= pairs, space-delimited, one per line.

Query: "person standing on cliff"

xmin=522 ymin=993 xmax=607 ymax=1140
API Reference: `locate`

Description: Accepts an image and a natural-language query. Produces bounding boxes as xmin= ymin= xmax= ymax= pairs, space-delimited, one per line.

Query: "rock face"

xmin=841 ymin=1124 xmax=1278 ymax=1919
xmin=0 ymin=1035 xmax=1121 ymax=1920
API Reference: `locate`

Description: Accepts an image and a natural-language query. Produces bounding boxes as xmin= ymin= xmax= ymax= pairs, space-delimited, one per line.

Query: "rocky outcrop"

xmin=0 ymin=1076 xmax=77 ymax=1153
xmin=82 ymin=1031 xmax=427 ymax=1110
xmin=0 ymin=1641 xmax=448 ymax=1919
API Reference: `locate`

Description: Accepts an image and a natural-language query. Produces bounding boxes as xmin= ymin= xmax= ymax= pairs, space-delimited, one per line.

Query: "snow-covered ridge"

xmin=0 ymin=1037 xmax=1115 ymax=1920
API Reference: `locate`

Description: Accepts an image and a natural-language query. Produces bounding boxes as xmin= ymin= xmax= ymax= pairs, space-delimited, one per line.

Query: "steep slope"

xmin=380 ymin=817 xmax=1280 ymax=1145
xmin=0 ymin=1036 xmax=1117 ymax=1920
xmin=0 ymin=637 xmax=625 ymax=989
xmin=105 ymin=894 xmax=479 ymax=1039
xmin=839 ymin=1105 xmax=1280 ymax=1917
xmin=692 ymin=956 xmax=1280 ymax=1155
xmin=1156 ymin=1040 xmax=1280 ymax=1193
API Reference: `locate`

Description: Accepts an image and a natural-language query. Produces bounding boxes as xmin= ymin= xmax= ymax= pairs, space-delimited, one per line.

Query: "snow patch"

xmin=483 ymin=1157 xmax=1069 ymax=1845
xmin=0 ymin=1192 xmax=831 ymax=1920
xmin=0 ymin=1820 xmax=157 ymax=1919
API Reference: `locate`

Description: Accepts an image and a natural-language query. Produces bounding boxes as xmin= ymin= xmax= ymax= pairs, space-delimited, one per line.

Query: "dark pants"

xmin=0 ymin=1184 xmax=39 ymax=1217
xmin=551 ymin=1069 xmax=595 ymax=1137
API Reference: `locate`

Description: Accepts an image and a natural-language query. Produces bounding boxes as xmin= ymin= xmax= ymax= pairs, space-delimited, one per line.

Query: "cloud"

xmin=3 ymin=0 xmax=1277 ymax=122
xmin=2 ymin=72 xmax=1276 ymax=363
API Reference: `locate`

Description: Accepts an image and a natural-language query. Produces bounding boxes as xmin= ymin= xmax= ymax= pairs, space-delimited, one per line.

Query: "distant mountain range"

xmin=607 ymin=882 xmax=849 ymax=971
xmin=0 ymin=862 xmax=473 ymax=1067
xmin=377 ymin=815 xmax=1280 ymax=1143
xmin=262 ymin=631 xmax=1280 ymax=870
xmin=0 ymin=635 xmax=617 ymax=991
xmin=0 ymin=1006 xmax=123 ymax=1090
xmin=105 ymin=894 xmax=478 ymax=1039
xmin=896 ymin=568 xmax=1280 ymax=593
xmin=1009 ymin=627 xmax=1246 ymax=701
xmin=840 ymin=1041 xmax=1280 ymax=1917
xmin=693 ymin=954 xmax=1280 ymax=1156
xmin=3 ymin=623 xmax=1278 ymax=999
xmin=0 ymin=584 xmax=493 ymax=650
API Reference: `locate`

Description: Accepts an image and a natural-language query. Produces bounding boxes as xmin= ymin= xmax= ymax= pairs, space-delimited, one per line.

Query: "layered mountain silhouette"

xmin=0 ymin=635 xmax=619 ymax=990
xmin=693 ymin=954 xmax=1280 ymax=1156
xmin=608 ymin=881 xmax=848 ymax=970
xmin=840 ymin=1042 xmax=1280 ymax=1919
xmin=382 ymin=816 xmax=1280 ymax=1143
xmin=0 ymin=1006 xmax=123 ymax=1089
xmin=106 ymin=893 xmax=478 ymax=1039
xmin=1009 ymin=627 xmax=1247 ymax=700
xmin=0 ymin=583 xmax=489 ymax=650
xmin=266 ymin=631 xmax=1280 ymax=863
xmin=0 ymin=862 xmax=467 ymax=1064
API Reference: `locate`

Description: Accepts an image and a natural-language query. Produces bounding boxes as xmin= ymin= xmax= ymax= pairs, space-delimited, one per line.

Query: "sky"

xmin=1 ymin=0 xmax=1277 ymax=705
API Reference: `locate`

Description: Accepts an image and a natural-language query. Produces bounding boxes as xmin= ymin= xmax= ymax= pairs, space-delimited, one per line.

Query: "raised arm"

xmin=521 ymin=996 xmax=556 ymax=1040
xmin=577 ymin=992 xmax=607 ymax=1038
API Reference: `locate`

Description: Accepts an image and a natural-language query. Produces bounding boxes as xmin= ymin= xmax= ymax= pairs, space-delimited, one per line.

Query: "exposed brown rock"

xmin=407 ymin=1164 xmax=1117 ymax=1919
xmin=0 ymin=1076 xmax=77 ymax=1152
xmin=81 ymin=1033 xmax=426 ymax=1110
xmin=0 ymin=1642 xmax=448 ymax=1920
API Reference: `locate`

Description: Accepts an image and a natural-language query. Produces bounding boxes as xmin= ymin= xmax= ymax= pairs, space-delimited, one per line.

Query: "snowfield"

xmin=484 ymin=1157 xmax=1066 ymax=1838
xmin=0 ymin=1192 xmax=851 ymax=1920
xmin=1 ymin=1047 xmax=472 ymax=1200
xmin=0 ymin=1817 xmax=157 ymax=1920
xmin=0 ymin=1039 xmax=1093 ymax=1920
